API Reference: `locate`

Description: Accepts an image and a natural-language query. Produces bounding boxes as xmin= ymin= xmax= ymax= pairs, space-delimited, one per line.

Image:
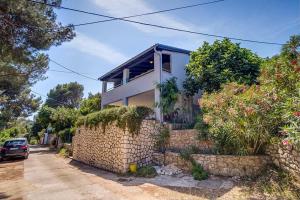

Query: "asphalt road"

xmin=0 ymin=146 xmax=204 ymax=200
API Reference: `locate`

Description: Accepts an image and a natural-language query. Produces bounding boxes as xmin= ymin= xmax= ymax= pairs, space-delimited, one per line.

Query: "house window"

xmin=162 ymin=54 xmax=171 ymax=73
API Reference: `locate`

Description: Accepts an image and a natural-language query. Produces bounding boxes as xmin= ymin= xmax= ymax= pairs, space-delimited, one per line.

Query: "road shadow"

xmin=0 ymin=157 xmax=25 ymax=164
xmin=68 ymin=159 xmax=235 ymax=199
xmin=0 ymin=192 xmax=10 ymax=200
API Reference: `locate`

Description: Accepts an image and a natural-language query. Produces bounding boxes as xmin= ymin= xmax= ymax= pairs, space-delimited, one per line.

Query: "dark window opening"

xmin=162 ymin=54 xmax=171 ymax=73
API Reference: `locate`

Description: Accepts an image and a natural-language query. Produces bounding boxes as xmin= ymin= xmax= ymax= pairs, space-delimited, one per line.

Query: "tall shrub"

xmin=156 ymin=77 xmax=179 ymax=121
xmin=199 ymin=35 xmax=300 ymax=155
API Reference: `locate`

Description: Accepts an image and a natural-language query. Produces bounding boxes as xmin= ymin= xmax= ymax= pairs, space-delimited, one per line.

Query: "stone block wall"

xmin=153 ymin=151 xmax=271 ymax=177
xmin=72 ymin=120 xmax=159 ymax=173
xmin=168 ymin=129 xmax=213 ymax=152
xmin=266 ymin=144 xmax=300 ymax=178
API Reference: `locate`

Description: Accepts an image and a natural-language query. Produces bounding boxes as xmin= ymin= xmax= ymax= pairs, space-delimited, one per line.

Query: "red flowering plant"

xmin=198 ymin=35 xmax=300 ymax=155
xmin=200 ymin=82 xmax=278 ymax=155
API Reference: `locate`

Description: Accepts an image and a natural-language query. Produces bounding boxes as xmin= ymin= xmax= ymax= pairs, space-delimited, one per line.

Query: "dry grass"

xmin=241 ymin=166 xmax=300 ymax=200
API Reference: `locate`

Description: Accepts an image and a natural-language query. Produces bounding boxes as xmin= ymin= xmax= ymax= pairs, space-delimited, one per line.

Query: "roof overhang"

xmin=99 ymin=43 xmax=190 ymax=81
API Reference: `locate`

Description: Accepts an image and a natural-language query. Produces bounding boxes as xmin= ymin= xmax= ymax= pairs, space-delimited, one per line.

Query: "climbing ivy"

xmin=76 ymin=106 xmax=153 ymax=135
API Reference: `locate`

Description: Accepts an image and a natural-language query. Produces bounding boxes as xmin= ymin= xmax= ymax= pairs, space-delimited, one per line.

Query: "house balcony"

xmin=101 ymin=70 xmax=156 ymax=107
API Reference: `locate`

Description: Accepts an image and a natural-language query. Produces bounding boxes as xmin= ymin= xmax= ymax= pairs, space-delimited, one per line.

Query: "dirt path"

xmin=0 ymin=146 xmax=247 ymax=200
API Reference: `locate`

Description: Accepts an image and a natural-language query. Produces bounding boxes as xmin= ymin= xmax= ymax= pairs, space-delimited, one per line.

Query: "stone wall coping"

xmin=170 ymin=129 xmax=197 ymax=132
xmin=164 ymin=151 xmax=270 ymax=158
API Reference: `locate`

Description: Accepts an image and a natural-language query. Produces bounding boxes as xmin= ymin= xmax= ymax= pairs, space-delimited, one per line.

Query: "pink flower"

xmin=293 ymin=111 xmax=300 ymax=117
xmin=282 ymin=140 xmax=289 ymax=146
xmin=291 ymin=60 xmax=297 ymax=65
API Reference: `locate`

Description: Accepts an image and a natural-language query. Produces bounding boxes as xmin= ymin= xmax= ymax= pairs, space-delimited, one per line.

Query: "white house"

xmin=99 ymin=44 xmax=191 ymax=121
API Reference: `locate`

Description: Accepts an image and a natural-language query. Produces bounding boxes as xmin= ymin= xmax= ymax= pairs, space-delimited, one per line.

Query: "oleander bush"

xmin=198 ymin=35 xmax=300 ymax=155
xmin=76 ymin=106 xmax=153 ymax=135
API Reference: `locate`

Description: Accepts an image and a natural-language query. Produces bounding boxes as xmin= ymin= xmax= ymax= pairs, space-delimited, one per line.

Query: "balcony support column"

xmin=123 ymin=68 xmax=129 ymax=85
xmin=101 ymin=81 xmax=107 ymax=108
xmin=154 ymin=51 xmax=162 ymax=122
xmin=102 ymin=81 xmax=107 ymax=93
xmin=123 ymin=97 xmax=128 ymax=106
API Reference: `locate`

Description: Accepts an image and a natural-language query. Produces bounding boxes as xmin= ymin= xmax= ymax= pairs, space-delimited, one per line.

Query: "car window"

xmin=4 ymin=140 xmax=26 ymax=147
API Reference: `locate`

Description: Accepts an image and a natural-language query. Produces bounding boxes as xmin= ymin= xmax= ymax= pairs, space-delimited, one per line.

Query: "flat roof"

xmin=99 ymin=43 xmax=190 ymax=81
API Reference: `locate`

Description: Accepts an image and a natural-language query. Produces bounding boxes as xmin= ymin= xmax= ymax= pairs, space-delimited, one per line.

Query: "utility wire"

xmin=49 ymin=69 xmax=93 ymax=75
xmin=73 ymin=0 xmax=225 ymax=27
xmin=28 ymin=0 xmax=284 ymax=45
xmin=49 ymin=59 xmax=99 ymax=81
xmin=31 ymin=90 xmax=68 ymax=106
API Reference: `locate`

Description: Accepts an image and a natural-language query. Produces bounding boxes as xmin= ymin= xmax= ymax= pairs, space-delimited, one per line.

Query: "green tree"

xmin=183 ymin=38 xmax=261 ymax=95
xmin=30 ymin=105 xmax=55 ymax=137
xmin=79 ymin=93 xmax=101 ymax=115
xmin=0 ymin=118 xmax=32 ymax=144
xmin=156 ymin=77 xmax=179 ymax=121
xmin=45 ymin=82 xmax=84 ymax=108
xmin=0 ymin=0 xmax=75 ymax=129
xmin=51 ymin=107 xmax=78 ymax=132
xmin=199 ymin=35 xmax=300 ymax=154
xmin=51 ymin=107 xmax=79 ymax=142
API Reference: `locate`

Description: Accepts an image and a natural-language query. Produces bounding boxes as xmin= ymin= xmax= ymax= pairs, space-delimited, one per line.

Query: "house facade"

xmin=99 ymin=44 xmax=190 ymax=121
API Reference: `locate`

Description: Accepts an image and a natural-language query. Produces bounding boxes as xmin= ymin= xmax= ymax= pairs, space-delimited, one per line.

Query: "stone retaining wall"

xmin=72 ymin=120 xmax=159 ymax=173
xmin=266 ymin=144 xmax=300 ymax=178
xmin=168 ymin=129 xmax=213 ymax=152
xmin=153 ymin=151 xmax=271 ymax=177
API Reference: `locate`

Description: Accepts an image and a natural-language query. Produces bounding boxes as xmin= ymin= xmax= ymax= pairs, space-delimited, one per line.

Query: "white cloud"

xmin=91 ymin=0 xmax=203 ymax=36
xmin=67 ymin=33 xmax=128 ymax=64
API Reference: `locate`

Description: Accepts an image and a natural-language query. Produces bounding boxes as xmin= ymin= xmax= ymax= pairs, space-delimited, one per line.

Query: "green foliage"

xmin=76 ymin=106 xmax=153 ymax=135
xmin=136 ymin=165 xmax=157 ymax=178
xmin=192 ymin=163 xmax=209 ymax=181
xmin=58 ymin=128 xmax=76 ymax=143
xmin=32 ymin=105 xmax=78 ymax=141
xmin=155 ymin=126 xmax=170 ymax=153
xmin=194 ymin=111 xmax=209 ymax=140
xmin=58 ymin=147 xmax=69 ymax=158
xmin=79 ymin=93 xmax=101 ymax=115
xmin=50 ymin=107 xmax=79 ymax=132
xmin=30 ymin=137 xmax=38 ymax=145
xmin=199 ymin=35 xmax=300 ymax=155
xmin=45 ymin=82 xmax=84 ymax=108
xmin=0 ymin=126 xmax=26 ymax=145
xmin=179 ymin=147 xmax=208 ymax=180
xmin=0 ymin=0 xmax=74 ymax=129
xmin=179 ymin=146 xmax=199 ymax=162
xmin=156 ymin=77 xmax=179 ymax=119
xmin=183 ymin=38 xmax=261 ymax=95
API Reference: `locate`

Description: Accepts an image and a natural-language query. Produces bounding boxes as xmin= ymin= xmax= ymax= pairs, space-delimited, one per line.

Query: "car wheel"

xmin=24 ymin=154 xmax=29 ymax=159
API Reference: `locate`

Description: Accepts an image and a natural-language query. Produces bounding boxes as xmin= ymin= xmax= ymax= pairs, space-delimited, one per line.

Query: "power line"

xmin=31 ymin=90 xmax=67 ymax=106
xmin=73 ymin=0 xmax=225 ymax=27
xmin=49 ymin=59 xmax=99 ymax=81
xmin=28 ymin=0 xmax=284 ymax=45
xmin=49 ymin=69 xmax=74 ymax=74
xmin=49 ymin=69 xmax=93 ymax=75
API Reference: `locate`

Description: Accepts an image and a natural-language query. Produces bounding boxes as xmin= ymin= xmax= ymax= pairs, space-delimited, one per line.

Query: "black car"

xmin=0 ymin=138 xmax=30 ymax=161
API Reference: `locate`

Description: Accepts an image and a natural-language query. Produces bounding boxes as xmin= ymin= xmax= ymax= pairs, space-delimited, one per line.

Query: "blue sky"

xmin=32 ymin=0 xmax=300 ymax=101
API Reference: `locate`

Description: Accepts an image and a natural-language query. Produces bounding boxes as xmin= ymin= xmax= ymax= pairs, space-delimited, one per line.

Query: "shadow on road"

xmin=0 ymin=157 xmax=24 ymax=164
xmin=0 ymin=192 xmax=11 ymax=199
xmin=68 ymin=159 xmax=234 ymax=199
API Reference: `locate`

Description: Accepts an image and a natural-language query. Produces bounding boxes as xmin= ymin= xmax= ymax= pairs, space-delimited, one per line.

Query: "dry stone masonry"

xmin=266 ymin=144 xmax=300 ymax=178
xmin=153 ymin=151 xmax=271 ymax=177
xmin=168 ymin=129 xmax=213 ymax=152
xmin=72 ymin=120 xmax=160 ymax=173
